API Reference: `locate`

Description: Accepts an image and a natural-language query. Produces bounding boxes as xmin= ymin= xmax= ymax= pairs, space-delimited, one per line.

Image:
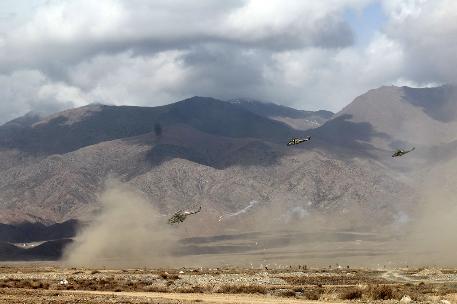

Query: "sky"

xmin=0 ymin=0 xmax=456 ymax=123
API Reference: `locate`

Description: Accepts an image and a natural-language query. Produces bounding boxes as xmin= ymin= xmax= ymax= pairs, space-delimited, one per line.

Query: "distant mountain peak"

xmin=333 ymin=83 xmax=457 ymax=148
xmin=180 ymin=96 xmax=221 ymax=103
xmin=2 ymin=111 xmax=45 ymax=128
xmin=228 ymin=98 xmax=273 ymax=105
xmin=227 ymin=98 xmax=333 ymax=130
xmin=33 ymin=103 xmax=104 ymax=127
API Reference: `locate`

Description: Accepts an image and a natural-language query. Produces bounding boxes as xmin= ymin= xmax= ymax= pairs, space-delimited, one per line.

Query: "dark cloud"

xmin=310 ymin=15 xmax=354 ymax=48
xmin=181 ymin=43 xmax=268 ymax=98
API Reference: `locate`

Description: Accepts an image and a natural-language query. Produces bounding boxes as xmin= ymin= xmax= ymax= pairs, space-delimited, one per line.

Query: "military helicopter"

xmin=392 ymin=147 xmax=415 ymax=157
xmin=287 ymin=136 xmax=311 ymax=146
xmin=168 ymin=206 xmax=202 ymax=224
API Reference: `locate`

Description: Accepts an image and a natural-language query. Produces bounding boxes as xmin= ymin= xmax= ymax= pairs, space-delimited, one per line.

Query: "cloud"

xmin=0 ymin=70 xmax=79 ymax=122
xmin=67 ymin=50 xmax=191 ymax=106
xmin=0 ymin=0 xmax=358 ymax=71
xmin=241 ymin=33 xmax=405 ymax=110
xmin=382 ymin=0 xmax=457 ymax=84
xmin=0 ymin=0 xmax=455 ymax=123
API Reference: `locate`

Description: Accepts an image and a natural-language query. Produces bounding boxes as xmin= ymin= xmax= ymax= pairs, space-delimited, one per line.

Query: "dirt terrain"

xmin=1 ymin=265 xmax=457 ymax=303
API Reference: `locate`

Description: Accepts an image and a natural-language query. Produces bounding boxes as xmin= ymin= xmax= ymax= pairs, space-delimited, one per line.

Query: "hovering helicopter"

xmin=168 ymin=206 xmax=202 ymax=224
xmin=392 ymin=147 xmax=415 ymax=157
xmin=287 ymin=136 xmax=311 ymax=146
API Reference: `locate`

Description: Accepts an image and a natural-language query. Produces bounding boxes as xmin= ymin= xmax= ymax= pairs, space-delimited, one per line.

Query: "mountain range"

xmin=0 ymin=85 xmax=455 ymax=239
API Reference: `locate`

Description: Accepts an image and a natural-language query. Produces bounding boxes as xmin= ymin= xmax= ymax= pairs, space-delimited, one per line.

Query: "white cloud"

xmin=257 ymin=33 xmax=405 ymax=110
xmin=0 ymin=70 xmax=77 ymax=122
xmin=224 ymin=0 xmax=370 ymax=48
xmin=22 ymin=0 xmax=125 ymax=42
xmin=37 ymin=83 xmax=87 ymax=107
xmin=68 ymin=50 xmax=190 ymax=106
xmin=382 ymin=0 xmax=457 ymax=83
xmin=393 ymin=78 xmax=441 ymax=88
xmin=382 ymin=0 xmax=427 ymax=21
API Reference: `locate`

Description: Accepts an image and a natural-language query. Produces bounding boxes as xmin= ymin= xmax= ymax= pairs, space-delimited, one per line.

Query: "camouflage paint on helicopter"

xmin=392 ymin=147 xmax=415 ymax=157
xmin=168 ymin=206 xmax=202 ymax=224
xmin=287 ymin=136 xmax=311 ymax=146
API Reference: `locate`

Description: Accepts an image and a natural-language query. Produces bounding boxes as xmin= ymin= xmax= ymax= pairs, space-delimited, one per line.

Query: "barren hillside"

xmin=2 ymin=87 xmax=452 ymax=230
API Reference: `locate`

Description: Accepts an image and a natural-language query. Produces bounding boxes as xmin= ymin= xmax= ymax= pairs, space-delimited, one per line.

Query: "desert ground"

xmin=1 ymin=265 xmax=457 ymax=303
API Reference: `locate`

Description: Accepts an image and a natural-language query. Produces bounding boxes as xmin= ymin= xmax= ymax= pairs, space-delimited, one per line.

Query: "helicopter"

xmin=168 ymin=206 xmax=202 ymax=224
xmin=287 ymin=136 xmax=311 ymax=146
xmin=392 ymin=147 xmax=415 ymax=157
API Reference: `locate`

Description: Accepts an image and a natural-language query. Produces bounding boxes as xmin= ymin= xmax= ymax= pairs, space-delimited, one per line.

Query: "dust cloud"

xmin=63 ymin=158 xmax=457 ymax=268
xmin=63 ymin=179 xmax=177 ymax=268
xmin=403 ymin=158 xmax=457 ymax=266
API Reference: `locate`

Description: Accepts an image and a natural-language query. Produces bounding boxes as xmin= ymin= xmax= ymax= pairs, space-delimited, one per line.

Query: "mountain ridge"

xmin=0 ymin=97 xmax=300 ymax=155
xmin=228 ymin=98 xmax=333 ymax=130
xmin=0 ymin=85 xmax=453 ymax=228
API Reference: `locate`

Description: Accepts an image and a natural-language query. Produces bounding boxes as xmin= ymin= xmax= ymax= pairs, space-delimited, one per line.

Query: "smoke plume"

xmin=154 ymin=123 xmax=163 ymax=137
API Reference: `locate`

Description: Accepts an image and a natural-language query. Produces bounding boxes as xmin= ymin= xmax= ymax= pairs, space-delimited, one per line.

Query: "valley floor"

xmin=0 ymin=289 xmax=346 ymax=304
xmin=1 ymin=266 xmax=457 ymax=303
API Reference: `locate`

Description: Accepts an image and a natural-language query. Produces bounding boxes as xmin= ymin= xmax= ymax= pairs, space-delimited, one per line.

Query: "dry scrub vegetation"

xmin=1 ymin=266 xmax=457 ymax=303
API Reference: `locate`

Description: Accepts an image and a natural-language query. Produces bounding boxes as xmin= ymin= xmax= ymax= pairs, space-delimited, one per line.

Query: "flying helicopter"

xmin=168 ymin=206 xmax=202 ymax=224
xmin=287 ymin=136 xmax=311 ymax=146
xmin=392 ymin=147 xmax=415 ymax=157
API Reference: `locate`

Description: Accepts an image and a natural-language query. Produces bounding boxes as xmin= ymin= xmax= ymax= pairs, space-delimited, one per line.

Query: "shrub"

xmin=303 ymin=290 xmax=322 ymax=300
xmin=278 ymin=289 xmax=296 ymax=297
xmin=340 ymin=288 xmax=363 ymax=300
xmin=159 ymin=272 xmax=180 ymax=280
xmin=216 ymin=284 xmax=268 ymax=294
xmin=368 ymin=285 xmax=397 ymax=300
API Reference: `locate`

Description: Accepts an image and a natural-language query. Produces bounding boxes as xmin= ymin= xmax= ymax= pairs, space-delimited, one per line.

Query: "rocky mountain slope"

xmin=0 ymin=97 xmax=297 ymax=155
xmin=2 ymin=86 xmax=452 ymax=232
xmin=228 ymin=98 xmax=333 ymax=130
xmin=331 ymin=85 xmax=457 ymax=149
